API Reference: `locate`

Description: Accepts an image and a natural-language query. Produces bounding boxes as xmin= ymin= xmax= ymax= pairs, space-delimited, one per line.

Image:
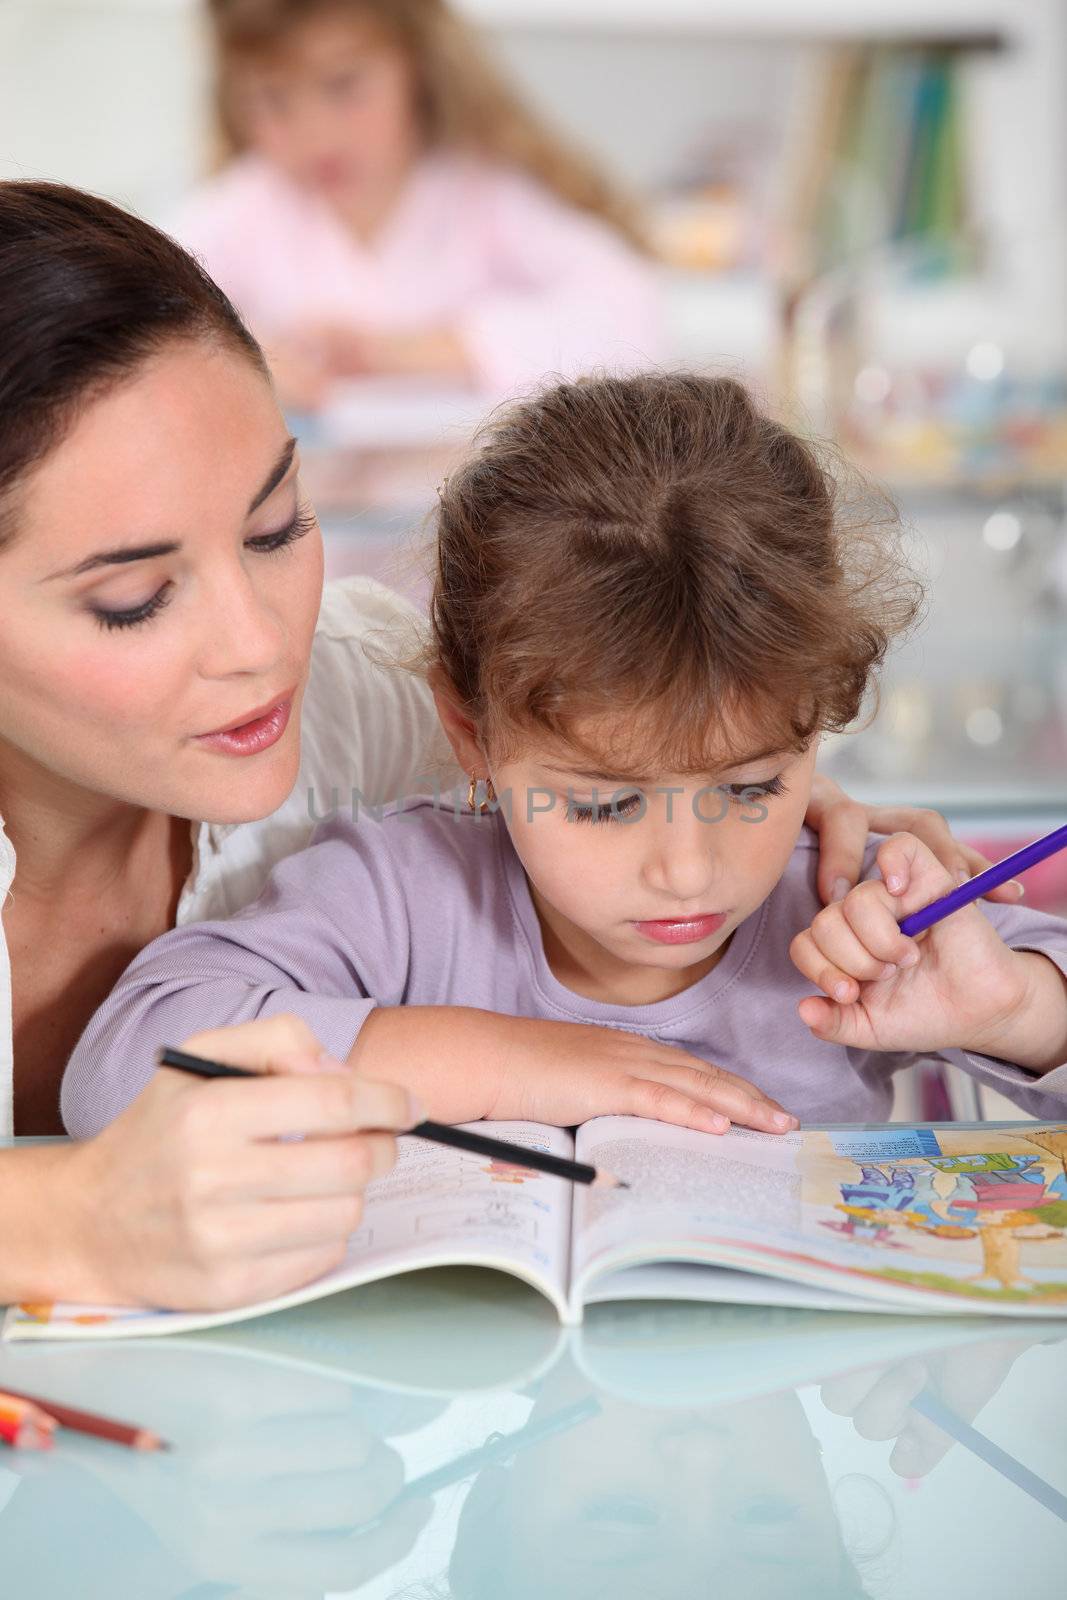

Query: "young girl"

xmin=171 ymin=0 xmax=663 ymax=410
xmin=62 ymin=374 xmax=1067 ymax=1139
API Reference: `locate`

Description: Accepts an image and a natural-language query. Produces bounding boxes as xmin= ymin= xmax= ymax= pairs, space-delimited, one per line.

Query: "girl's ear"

xmin=428 ymin=666 xmax=486 ymax=775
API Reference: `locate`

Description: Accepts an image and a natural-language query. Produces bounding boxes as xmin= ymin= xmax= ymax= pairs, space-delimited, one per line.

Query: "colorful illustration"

xmin=810 ymin=1127 xmax=1067 ymax=1303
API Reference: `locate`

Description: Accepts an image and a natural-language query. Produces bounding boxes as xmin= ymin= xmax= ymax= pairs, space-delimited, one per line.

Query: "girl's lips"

xmin=633 ymin=912 xmax=726 ymax=945
xmin=194 ymin=696 xmax=293 ymax=757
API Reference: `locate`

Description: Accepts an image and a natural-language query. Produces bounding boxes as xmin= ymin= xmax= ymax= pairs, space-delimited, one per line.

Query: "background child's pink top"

xmin=170 ymin=151 xmax=665 ymax=395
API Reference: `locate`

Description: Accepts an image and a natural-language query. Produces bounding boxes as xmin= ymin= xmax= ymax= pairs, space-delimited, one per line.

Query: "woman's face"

xmin=0 ymin=340 xmax=324 ymax=824
xmin=233 ymin=10 xmax=421 ymax=206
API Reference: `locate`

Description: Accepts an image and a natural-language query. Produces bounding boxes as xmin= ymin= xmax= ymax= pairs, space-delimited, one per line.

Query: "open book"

xmin=6 ymin=1116 xmax=1067 ymax=1340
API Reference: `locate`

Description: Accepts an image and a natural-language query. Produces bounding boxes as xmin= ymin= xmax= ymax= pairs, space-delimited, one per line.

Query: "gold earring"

xmin=467 ymin=772 xmax=497 ymax=814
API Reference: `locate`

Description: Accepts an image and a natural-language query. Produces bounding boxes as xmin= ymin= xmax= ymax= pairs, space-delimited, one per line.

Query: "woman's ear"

xmin=428 ymin=666 xmax=486 ymax=776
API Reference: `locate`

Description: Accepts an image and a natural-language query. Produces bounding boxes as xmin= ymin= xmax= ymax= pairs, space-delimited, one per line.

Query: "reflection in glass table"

xmin=1 ymin=1266 xmax=1065 ymax=1599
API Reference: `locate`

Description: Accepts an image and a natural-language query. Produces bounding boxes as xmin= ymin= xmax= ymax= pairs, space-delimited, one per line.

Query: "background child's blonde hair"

xmin=429 ymin=372 xmax=925 ymax=773
xmin=207 ymin=0 xmax=650 ymax=252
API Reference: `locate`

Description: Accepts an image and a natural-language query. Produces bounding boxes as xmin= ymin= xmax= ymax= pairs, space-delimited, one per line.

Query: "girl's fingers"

xmin=810 ymin=901 xmax=891 ymax=982
xmin=846 ymin=1359 xmax=927 ymax=1442
xmin=624 ymin=1078 xmax=732 ymax=1135
xmin=639 ymin=1062 xmax=798 ymax=1132
xmin=797 ymin=994 xmax=861 ymax=1045
xmin=958 ymin=844 xmax=1027 ymax=904
xmin=840 ymin=882 xmax=922 ymax=967
xmin=791 ymin=927 xmax=864 ymax=1004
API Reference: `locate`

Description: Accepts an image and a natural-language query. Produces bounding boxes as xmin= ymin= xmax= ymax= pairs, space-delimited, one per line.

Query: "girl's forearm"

xmin=966 ymin=952 xmax=1067 ymax=1076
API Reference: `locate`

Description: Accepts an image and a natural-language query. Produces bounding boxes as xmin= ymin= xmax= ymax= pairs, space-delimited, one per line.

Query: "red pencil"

xmin=0 ymin=1394 xmax=57 ymax=1451
xmin=0 ymin=1388 xmax=168 ymax=1452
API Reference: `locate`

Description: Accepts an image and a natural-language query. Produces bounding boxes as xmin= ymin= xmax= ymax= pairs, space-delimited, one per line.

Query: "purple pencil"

xmin=899 ymin=821 xmax=1067 ymax=938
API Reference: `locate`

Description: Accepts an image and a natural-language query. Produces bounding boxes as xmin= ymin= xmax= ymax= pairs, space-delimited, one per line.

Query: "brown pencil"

xmin=0 ymin=1388 xmax=169 ymax=1451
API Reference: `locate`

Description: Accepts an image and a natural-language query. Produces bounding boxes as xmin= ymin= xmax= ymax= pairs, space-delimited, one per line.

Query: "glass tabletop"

xmin=2 ymin=1268 xmax=1065 ymax=1599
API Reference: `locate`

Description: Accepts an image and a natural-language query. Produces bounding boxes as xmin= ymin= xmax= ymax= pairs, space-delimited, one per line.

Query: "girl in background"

xmin=173 ymin=0 xmax=664 ymax=410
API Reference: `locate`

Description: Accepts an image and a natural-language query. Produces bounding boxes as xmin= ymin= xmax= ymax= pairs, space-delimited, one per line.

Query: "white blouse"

xmin=0 ymin=577 xmax=459 ymax=1138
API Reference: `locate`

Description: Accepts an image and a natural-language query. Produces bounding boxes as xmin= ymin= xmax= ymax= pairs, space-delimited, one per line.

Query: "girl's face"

xmin=455 ymin=1381 xmax=853 ymax=1600
xmin=232 ymin=10 xmax=421 ymax=205
xmin=0 ymin=341 xmax=324 ymax=825
xmin=492 ymin=725 xmax=820 ymax=1004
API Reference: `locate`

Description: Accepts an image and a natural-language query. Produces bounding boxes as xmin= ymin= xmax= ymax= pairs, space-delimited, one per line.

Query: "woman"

xmin=0 ymin=182 xmax=1002 ymax=1311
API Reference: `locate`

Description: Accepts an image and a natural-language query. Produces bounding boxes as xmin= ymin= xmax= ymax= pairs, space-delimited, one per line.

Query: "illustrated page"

xmin=571 ymin=1118 xmax=1067 ymax=1314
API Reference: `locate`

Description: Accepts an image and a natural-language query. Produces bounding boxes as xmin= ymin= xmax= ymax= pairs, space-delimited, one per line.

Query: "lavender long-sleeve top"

xmin=61 ymin=802 xmax=1067 ymax=1137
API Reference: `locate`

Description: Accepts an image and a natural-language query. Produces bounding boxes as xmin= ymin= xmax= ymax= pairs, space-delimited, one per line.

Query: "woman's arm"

xmin=2 ymin=1016 xmax=417 ymax=1310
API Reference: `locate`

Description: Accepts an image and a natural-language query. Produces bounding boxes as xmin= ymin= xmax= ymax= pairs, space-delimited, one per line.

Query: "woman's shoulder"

xmin=300 ymin=577 xmax=456 ymax=805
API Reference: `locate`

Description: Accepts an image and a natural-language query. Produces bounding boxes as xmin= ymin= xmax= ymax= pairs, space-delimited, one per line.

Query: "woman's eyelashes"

xmin=244 ymin=502 xmax=318 ymax=557
xmin=564 ymin=776 xmax=785 ymax=824
xmin=89 ymin=504 xmax=317 ymax=631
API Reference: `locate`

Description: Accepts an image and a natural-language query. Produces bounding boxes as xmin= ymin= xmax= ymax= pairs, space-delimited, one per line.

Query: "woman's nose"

xmin=199 ymin=571 xmax=287 ymax=679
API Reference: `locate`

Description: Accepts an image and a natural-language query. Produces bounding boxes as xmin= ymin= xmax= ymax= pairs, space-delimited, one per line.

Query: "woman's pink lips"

xmin=633 ymin=912 xmax=726 ymax=945
xmin=194 ymin=696 xmax=293 ymax=757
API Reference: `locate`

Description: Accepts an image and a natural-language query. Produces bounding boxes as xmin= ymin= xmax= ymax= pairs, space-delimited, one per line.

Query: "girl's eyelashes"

xmin=564 ymin=777 xmax=785 ymax=823
xmin=89 ymin=504 xmax=317 ymax=631
xmin=723 ymin=776 xmax=786 ymax=800
xmin=566 ymin=792 xmax=644 ymax=825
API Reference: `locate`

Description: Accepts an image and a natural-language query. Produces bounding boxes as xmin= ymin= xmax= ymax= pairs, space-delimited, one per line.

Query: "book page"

xmin=570 ymin=1118 xmax=1067 ymax=1317
xmin=3 ymin=1123 xmax=576 ymax=1343
xmin=572 ymin=1117 xmax=805 ymax=1302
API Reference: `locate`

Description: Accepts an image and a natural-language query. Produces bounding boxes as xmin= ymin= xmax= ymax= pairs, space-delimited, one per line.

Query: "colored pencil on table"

xmin=0 ymin=1388 xmax=168 ymax=1452
xmin=158 ymin=1046 xmax=628 ymax=1189
xmin=0 ymin=1393 xmax=58 ymax=1451
xmin=899 ymin=821 xmax=1067 ymax=938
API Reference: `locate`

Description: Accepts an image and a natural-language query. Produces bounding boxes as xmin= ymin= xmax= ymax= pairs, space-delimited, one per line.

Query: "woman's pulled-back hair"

xmin=0 ymin=181 xmax=266 ymax=547
xmin=430 ymin=372 xmax=923 ymax=775
xmin=207 ymin=0 xmax=649 ymax=252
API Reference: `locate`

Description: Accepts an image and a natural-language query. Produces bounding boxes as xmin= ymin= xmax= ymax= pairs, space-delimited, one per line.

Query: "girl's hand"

xmin=790 ymin=831 xmax=1031 ymax=1055
xmin=58 ymin=1014 xmax=419 ymax=1311
xmin=351 ymin=1006 xmax=798 ymax=1136
xmin=804 ymin=772 xmax=1025 ymax=909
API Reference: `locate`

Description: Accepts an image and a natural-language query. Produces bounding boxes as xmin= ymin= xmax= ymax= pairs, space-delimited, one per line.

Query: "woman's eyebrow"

xmin=41 ymin=438 xmax=298 ymax=582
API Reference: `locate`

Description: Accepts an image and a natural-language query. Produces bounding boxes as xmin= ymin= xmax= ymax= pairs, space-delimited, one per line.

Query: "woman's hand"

xmin=790 ymin=831 xmax=1045 ymax=1059
xmin=352 ymin=1006 xmax=798 ymax=1135
xmin=40 ymin=1015 xmax=418 ymax=1311
xmin=804 ymin=772 xmax=1025 ymax=908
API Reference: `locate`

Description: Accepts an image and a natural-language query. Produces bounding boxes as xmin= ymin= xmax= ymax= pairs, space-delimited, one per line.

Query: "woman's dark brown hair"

xmin=430 ymin=372 xmax=923 ymax=774
xmin=0 ymin=181 xmax=266 ymax=547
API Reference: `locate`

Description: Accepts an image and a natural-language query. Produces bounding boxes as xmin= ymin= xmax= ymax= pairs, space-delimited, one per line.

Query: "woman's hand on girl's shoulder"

xmin=804 ymin=772 xmax=1023 ymax=909
xmin=57 ymin=1015 xmax=419 ymax=1312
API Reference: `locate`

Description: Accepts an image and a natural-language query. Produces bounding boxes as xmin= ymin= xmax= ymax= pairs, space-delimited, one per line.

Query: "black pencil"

xmin=157 ymin=1046 xmax=628 ymax=1189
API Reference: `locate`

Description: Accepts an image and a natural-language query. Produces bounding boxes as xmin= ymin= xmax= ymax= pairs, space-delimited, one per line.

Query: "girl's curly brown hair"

xmin=428 ymin=372 xmax=923 ymax=778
